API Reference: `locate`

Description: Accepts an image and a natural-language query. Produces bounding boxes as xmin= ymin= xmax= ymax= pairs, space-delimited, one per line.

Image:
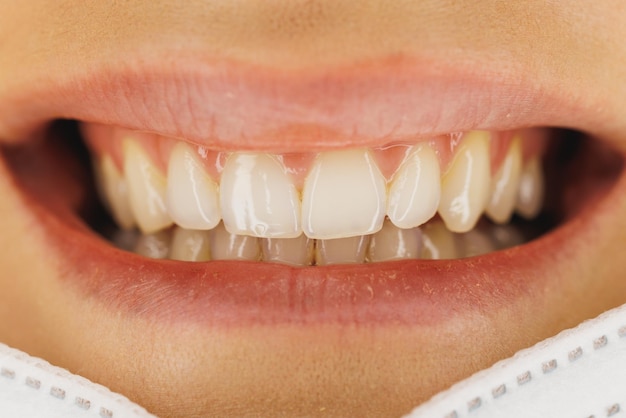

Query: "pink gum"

xmin=81 ymin=123 xmax=549 ymax=189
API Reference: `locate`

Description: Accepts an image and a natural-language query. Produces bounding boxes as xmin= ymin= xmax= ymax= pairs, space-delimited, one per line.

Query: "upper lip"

xmin=0 ymin=51 xmax=621 ymax=152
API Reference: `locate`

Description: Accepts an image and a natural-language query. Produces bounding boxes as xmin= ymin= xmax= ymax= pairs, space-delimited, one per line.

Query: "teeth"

xmin=261 ymin=235 xmax=314 ymax=266
xmin=133 ymin=230 xmax=172 ymax=259
xmin=456 ymin=228 xmax=496 ymax=257
xmin=220 ymin=153 xmax=301 ymax=238
xmin=387 ymin=144 xmax=441 ymax=229
xmin=166 ymin=143 xmax=221 ymax=230
xmin=302 ymin=149 xmax=386 ymax=239
xmin=486 ymin=137 xmax=522 ymax=223
xmin=489 ymin=224 xmax=525 ymax=250
xmin=367 ymin=219 xmax=422 ymax=262
xmin=515 ymin=157 xmax=544 ymax=219
xmin=97 ymin=156 xmax=136 ymax=229
xmin=316 ymin=235 xmax=370 ymax=265
xmin=123 ymin=140 xmax=173 ymax=233
xmin=209 ymin=223 xmax=260 ymax=261
xmin=169 ymin=227 xmax=211 ymax=262
xmin=420 ymin=221 xmax=459 ymax=260
xmin=438 ymin=131 xmax=491 ymax=233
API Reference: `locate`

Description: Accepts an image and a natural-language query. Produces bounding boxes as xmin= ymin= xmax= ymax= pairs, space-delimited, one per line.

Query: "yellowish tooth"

xmin=315 ymin=235 xmax=370 ymax=265
xmin=220 ymin=153 xmax=301 ymax=238
xmin=515 ymin=157 xmax=545 ymax=219
xmin=420 ymin=221 xmax=459 ymax=260
xmin=209 ymin=222 xmax=260 ymax=261
xmin=387 ymin=144 xmax=441 ymax=229
xmin=123 ymin=139 xmax=173 ymax=233
xmin=302 ymin=149 xmax=386 ymax=239
xmin=169 ymin=227 xmax=211 ymax=262
xmin=486 ymin=137 xmax=522 ymax=223
xmin=133 ymin=230 xmax=172 ymax=259
xmin=367 ymin=219 xmax=422 ymax=262
xmin=456 ymin=228 xmax=495 ymax=257
xmin=166 ymin=143 xmax=221 ymax=230
xmin=97 ymin=156 xmax=136 ymax=229
xmin=261 ymin=235 xmax=314 ymax=266
xmin=438 ymin=131 xmax=491 ymax=233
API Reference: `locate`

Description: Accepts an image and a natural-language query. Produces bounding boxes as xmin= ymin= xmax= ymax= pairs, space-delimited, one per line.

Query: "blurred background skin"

xmin=1 ymin=1 xmax=626 ymax=417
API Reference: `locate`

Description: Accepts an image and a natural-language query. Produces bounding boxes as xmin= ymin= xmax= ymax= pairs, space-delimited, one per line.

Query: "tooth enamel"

xmin=515 ymin=157 xmax=545 ymax=219
xmin=261 ymin=235 xmax=314 ymax=266
xmin=133 ymin=230 xmax=172 ymax=259
xmin=420 ymin=221 xmax=459 ymax=260
xmin=166 ymin=143 xmax=221 ymax=230
xmin=387 ymin=144 xmax=441 ymax=229
xmin=123 ymin=140 xmax=173 ymax=233
xmin=367 ymin=219 xmax=422 ymax=262
xmin=457 ymin=228 xmax=496 ymax=257
xmin=302 ymin=149 xmax=386 ymax=239
xmin=489 ymin=224 xmax=525 ymax=250
xmin=220 ymin=153 xmax=301 ymax=238
xmin=486 ymin=137 xmax=522 ymax=223
xmin=315 ymin=235 xmax=370 ymax=265
xmin=438 ymin=131 xmax=491 ymax=233
xmin=97 ymin=156 xmax=136 ymax=229
xmin=169 ymin=227 xmax=211 ymax=262
xmin=209 ymin=222 xmax=260 ymax=261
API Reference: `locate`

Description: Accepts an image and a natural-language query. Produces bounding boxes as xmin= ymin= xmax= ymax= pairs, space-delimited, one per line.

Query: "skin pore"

xmin=1 ymin=1 xmax=626 ymax=417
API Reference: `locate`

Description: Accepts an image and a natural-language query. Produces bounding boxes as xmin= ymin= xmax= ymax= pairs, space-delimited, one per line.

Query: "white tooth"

xmin=220 ymin=153 xmax=301 ymax=238
xmin=169 ymin=226 xmax=211 ymax=262
xmin=438 ymin=131 xmax=491 ymax=233
xmin=302 ymin=149 xmax=386 ymax=239
xmin=456 ymin=228 xmax=495 ymax=258
xmin=316 ymin=235 xmax=370 ymax=265
xmin=367 ymin=219 xmax=422 ymax=262
xmin=420 ymin=221 xmax=459 ymax=260
xmin=97 ymin=156 xmax=136 ymax=229
xmin=387 ymin=144 xmax=441 ymax=229
xmin=123 ymin=140 xmax=173 ymax=233
xmin=134 ymin=230 xmax=172 ymax=259
xmin=515 ymin=157 xmax=544 ymax=219
xmin=486 ymin=137 xmax=523 ymax=223
xmin=166 ymin=143 xmax=221 ymax=230
xmin=261 ymin=235 xmax=314 ymax=266
xmin=209 ymin=222 xmax=260 ymax=261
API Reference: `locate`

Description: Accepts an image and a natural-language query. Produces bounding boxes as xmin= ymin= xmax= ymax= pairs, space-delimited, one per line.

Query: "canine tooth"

xmin=421 ymin=221 xmax=459 ymax=260
xmin=486 ymin=137 xmax=522 ymax=223
xmin=438 ymin=131 xmax=491 ymax=233
xmin=456 ymin=228 xmax=496 ymax=257
xmin=97 ymin=156 xmax=136 ymax=229
xmin=367 ymin=219 xmax=422 ymax=262
xmin=261 ymin=235 xmax=314 ymax=266
xmin=209 ymin=223 xmax=260 ymax=261
xmin=166 ymin=143 xmax=220 ymax=230
xmin=302 ymin=149 xmax=386 ymax=239
xmin=134 ymin=230 xmax=172 ymax=259
xmin=220 ymin=153 xmax=301 ymax=238
xmin=387 ymin=144 xmax=440 ymax=229
xmin=123 ymin=140 xmax=173 ymax=233
xmin=316 ymin=235 xmax=370 ymax=265
xmin=169 ymin=227 xmax=211 ymax=262
xmin=515 ymin=157 xmax=544 ymax=219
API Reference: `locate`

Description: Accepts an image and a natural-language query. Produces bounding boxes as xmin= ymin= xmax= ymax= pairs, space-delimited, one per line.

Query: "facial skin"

xmin=1 ymin=1 xmax=626 ymax=417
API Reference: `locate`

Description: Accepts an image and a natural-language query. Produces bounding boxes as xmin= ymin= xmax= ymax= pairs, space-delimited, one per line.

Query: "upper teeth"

xmin=92 ymin=129 xmax=545 ymax=242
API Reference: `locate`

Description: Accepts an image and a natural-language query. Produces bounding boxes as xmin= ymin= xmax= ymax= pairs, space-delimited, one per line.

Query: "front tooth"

xmin=315 ymin=235 xmax=370 ymax=265
xmin=123 ymin=140 xmax=173 ymax=233
xmin=515 ymin=157 xmax=544 ymax=219
xmin=169 ymin=227 xmax=211 ymax=262
xmin=387 ymin=144 xmax=441 ymax=229
xmin=367 ymin=219 xmax=422 ymax=262
xmin=220 ymin=153 xmax=301 ymax=238
xmin=421 ymin=221 xmax=459 ymax=260
xmin=133 ymin=230 xmax=172 ymax=259
xmin=97 ymin=156 xmax=136 ymax=229
xmin=209 ymin=222 xmax=260 ymax=261
xmin=302 ymin=149 xmax=386 ymax=239
xmin=261 ymin=235 xmax=314 ymax=266
xmin=438 ymin=131 xmax=491 ymax=233
xmin=486 ymin=137 xmax=522 ymax=223
xmin=166 ymin=143 xmax=221 ymax=230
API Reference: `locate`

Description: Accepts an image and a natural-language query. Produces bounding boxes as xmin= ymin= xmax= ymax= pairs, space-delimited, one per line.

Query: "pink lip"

xmin=0 ymin=53 xmax=611 ymax=151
